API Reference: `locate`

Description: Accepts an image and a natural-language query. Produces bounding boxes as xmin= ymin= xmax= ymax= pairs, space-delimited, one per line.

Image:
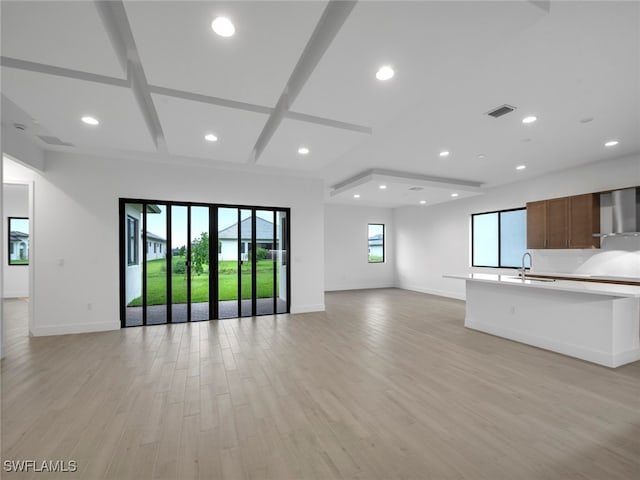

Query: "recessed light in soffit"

xmin=298 ymin=147 xmax=310 ymax=155
xmin=376 ymin=66 xmax=395 ymax=81
xmin=211 ymin=17 xmax=235 ymax=37
xmin=81 ymin=116 xmax=99 ymax=125
xmin=205 ymin=133 xmax=218 ymax=142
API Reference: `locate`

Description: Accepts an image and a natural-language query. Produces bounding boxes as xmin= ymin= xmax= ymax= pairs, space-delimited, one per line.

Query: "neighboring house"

xmin=124 ymin=203 xmax=163 ymax=304
xmin=9 ymin=231 xmax=29 ymax=261
xmin=368 ymin=233 xmax=383 ymax=258
xmin=218 ymin=216 xmax=278 ymax=261
xmin=145 ymin=231 xmax=166 ymax=261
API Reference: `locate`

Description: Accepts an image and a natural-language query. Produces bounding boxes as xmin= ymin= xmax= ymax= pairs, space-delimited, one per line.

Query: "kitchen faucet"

xmin=520 ymin=252 xmax=532 ymax=279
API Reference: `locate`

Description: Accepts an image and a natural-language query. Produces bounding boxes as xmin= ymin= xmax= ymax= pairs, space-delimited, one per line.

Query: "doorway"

xmin=120 ymin=199 xmax=290 ymax=327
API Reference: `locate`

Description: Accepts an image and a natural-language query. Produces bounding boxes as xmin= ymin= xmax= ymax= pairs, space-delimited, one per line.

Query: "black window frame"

xmin=8 ymin=216 xmax=29 ymax=266
xmin=367 ymin=223 xmax=385 ymax=264
xmin=471 ymin=207 xmax=527 ymax=269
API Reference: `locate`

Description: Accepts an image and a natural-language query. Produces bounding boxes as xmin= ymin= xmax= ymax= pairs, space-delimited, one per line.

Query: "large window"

xmin=368 ymin=224 xmax=385 ymax=263
xmin=472 ymin=208 xmax=528 ymax=268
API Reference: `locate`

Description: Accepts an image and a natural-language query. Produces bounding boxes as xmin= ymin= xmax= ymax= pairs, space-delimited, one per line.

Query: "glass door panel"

xmin=256 ymin=210 xmax=275 ymax=315
xmin=240 ymin=209 xmax=253 ymax=317
xmin=171 ymin=205 xmax=188 ymax=323
xmin=124 ymin=203 xmax=143 ymax=326
xmin=218 ymin=207 xmax=238 ymax=319
xmin=145 ymin=204 xmax=167 ymax=325
xmin=190 ymin=206 xmax=210 ymax=321
xmin=121 ymin=200 xmax=290 ymax=327
xmin=276 ymin=210 xmax=288 ymax=314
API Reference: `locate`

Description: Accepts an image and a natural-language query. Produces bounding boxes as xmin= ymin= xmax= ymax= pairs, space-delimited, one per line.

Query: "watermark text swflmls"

xmin=3 ymin=460 xmax=78 ymax=473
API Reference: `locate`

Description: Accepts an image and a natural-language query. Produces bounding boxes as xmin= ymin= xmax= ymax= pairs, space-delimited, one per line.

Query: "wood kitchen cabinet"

xmin=526 ymin=200 xmax=546 ymax=248
xmin=526 ymin=193 xmax=600 ymax=249
xmin=569 ymin=193 xmax=600 ymax=248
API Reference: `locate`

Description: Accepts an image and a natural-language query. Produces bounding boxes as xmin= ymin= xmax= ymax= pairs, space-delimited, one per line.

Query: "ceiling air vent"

xmin=486 ymin=104 xmax=516 ymax=118
xmin=37 ymin=135 xmax=74 ymax=147
xmin=408 ymin=186 xmax=424 ymax=191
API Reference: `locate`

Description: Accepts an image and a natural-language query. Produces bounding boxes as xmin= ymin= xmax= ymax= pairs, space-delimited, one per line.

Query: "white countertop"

xmin=529 ymin=271 xmax=640 ymax=283
xmin=444 ymin=273 xmax=640 ymax=298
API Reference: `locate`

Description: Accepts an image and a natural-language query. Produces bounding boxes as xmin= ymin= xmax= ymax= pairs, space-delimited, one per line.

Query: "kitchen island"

xmin=444 ymin=273 xmax=640 ymax=368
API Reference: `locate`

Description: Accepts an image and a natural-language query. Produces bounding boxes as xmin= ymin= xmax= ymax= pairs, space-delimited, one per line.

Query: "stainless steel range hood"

xmin=595 ymin=187 xmax=640 ymax=237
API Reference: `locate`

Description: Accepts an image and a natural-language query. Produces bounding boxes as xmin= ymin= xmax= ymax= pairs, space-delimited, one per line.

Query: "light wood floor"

xmin=2 ymin=289 xmax=639 ymax=479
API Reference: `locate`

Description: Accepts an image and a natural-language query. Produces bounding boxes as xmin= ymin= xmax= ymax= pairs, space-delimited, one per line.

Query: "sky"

xmin=144 ymin=205 xmax=279 ymax=248
xmin=9 ymin=217 xmax=29 ymax=234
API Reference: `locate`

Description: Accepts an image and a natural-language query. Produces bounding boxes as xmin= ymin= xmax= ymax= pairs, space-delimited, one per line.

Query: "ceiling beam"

xmin=250 ymin=0 xmax=358 ymax=163
xmin=94 ymin=0 xmax=167 ymax=152
xmin=0 ymin=57 xmax=128 ymax=88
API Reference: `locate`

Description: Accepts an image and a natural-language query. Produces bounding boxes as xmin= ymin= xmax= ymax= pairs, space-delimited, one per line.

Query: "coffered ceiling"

xmin=1 ymin=1 xmax=638 ymax=207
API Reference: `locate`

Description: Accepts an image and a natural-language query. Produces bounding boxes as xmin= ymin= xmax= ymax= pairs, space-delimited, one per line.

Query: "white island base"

xmin=457 ymin=277 xmax=640 ymax=368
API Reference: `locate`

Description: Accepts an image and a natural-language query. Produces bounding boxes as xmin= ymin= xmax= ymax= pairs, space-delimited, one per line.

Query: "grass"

xmin=368 ymin=256 xmax=384 ymax=263
xmin=128 ymin=257 xmax=278 ymax=306
xmin=9 ymin=260 xmax=29 ymax=265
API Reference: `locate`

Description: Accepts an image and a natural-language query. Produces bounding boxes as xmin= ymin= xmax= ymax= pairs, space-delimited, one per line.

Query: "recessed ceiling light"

xmin=204 ymin=133 xmax=218 ymax=142
xmin=522 ymin=116 xmax=537 ymax=124
xmin=439 ymin=151 xmax=450 ymax=157
xmin=376 ymin=65 xmax=395 ymax=81
xmin=451 ymin=193 xmax=459 ymax=197
xmin=211 ymin=17 xmax=235 ymax=37
xmin=81 ymin=116 xmax=99 ymax=126
xmin=420 ymin=200 xmax=427 ymax=204
xmin=516 ymin=165 xmax=527 ymax=170
xmin=477 ymin=154 xmax=486 ymax=159
xmin=353 ymin=194 xmax=360 ymax=199
xmin=298 ymin=147 xmax=310 ymax=155
xmin=379 ymin=185 xmax=387 ymax=190
xmin=604 ymin=140 xmax=619 ymax=147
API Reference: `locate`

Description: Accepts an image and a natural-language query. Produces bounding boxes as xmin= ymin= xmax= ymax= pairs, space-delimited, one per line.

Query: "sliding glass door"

xmin=120 ymin=199 xmax=290 ymax=327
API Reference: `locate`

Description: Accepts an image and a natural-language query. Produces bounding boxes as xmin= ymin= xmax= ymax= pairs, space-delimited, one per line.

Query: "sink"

xmin=506 ymin=276 xmax=556 ymax=282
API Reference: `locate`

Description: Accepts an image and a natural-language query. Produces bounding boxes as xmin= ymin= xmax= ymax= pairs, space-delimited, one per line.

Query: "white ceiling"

xmin=1 ymin=1 xmax=638 ymax=207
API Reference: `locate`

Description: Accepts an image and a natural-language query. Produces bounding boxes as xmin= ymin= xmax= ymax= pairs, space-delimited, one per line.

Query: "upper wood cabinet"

xmin=569 ymin=193 xmax=600 ymax=248
xmin=526 ymin=194 xmax=600 ymax=249
xmin=526 ymin=200 xmax=546 ymax=248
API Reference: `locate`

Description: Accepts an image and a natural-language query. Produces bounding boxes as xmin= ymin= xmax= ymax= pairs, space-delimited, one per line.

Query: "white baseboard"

xmin=400 ymin=284 xmax=466 ymax=301
xmin=290 ymin=304 xmax=325 ymax=314
xmin=466 ymin=318 xmax=640 ymax=368
xmin=3 ymin=290 xmax=29 ymax=299
xmin=31 ymin=321 xmax=120 ymax=337
xmin=325 ymin=282 xmax=395 ymax=292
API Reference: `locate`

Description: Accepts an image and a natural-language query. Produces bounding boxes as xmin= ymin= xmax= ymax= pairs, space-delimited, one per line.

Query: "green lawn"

xmin=9 ymin=259 xmax=29 ymax=265
xmin=129 ymin=257 xmax=277 ymax=306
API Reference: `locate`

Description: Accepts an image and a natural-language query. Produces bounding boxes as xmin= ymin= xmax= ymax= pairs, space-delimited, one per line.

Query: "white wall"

xmin=4 ymin=151 xmax=325 ymax=336
xmin=395 ymin=154 xmax=640 ymax=300
xmin=2 ymin=183 xmax=29 ymax=297
xmin=325 ymin=204 xmax=395 ymax=291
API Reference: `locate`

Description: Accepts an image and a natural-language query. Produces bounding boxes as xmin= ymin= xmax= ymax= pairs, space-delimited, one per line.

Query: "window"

xmin=472 ymin=208 xmax=527 ymax=268
xmin=8 ymin=217 xmax=29 ymax=266
xmin=127 ymin=216 xmax=139 ymax=266
xmin=368 ymin=224 xmax=385 ymax=263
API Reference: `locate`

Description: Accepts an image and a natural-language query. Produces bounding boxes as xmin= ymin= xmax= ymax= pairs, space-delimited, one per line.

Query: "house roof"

xmin=145 ymin=231 xmax=166 ymax=242
xmin=219 ymin=217 xmax=278 ymax=241
xmin=9 ymin=231 xmax=28 ymax=241
xmin=368 ymin=233 xmax=383 ymax=246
